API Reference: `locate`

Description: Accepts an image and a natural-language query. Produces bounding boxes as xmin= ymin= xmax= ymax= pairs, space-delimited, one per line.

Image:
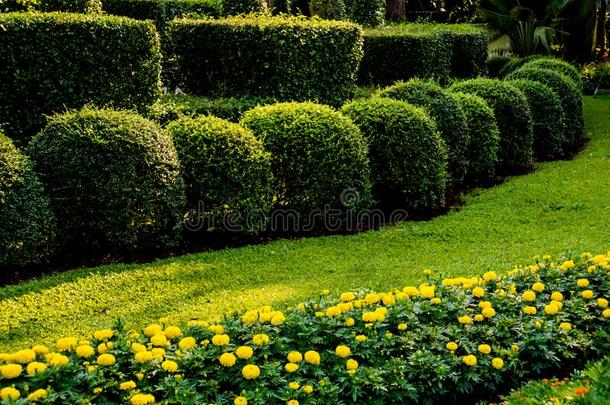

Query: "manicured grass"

xmin=1 ymin=94 xmax=609 ymax=351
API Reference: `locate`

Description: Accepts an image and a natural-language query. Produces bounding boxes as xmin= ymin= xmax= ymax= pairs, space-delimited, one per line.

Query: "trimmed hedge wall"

xmin=0 ymin=133 xmax=56 ymax=269
xmin=169 ymin=15 xmax=363 ymax=106
xmin=341 ymin=97 xmax=448 ymax=211
xmin=450 ymin=79 xmax=534 ymax=174
xmin=486 ymin=55 xmax=512 ymax=78
xmin=1 ymin=0 xmax=102 ymax=13
xmin=28 ymin=108 xmax=185 ymax=256
xmin=0 ymin=12 xmax=162 ymax=146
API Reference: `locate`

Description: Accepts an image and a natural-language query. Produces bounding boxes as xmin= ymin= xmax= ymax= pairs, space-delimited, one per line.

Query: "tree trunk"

xmin=387 ymin=0 xmax=405 ymax=20
xmin=597 ymin=0 xmax=608 ymax=56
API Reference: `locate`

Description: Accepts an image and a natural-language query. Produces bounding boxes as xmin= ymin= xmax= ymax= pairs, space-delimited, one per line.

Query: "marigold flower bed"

xmin=1 ymin=253 xmax=609 ymax=404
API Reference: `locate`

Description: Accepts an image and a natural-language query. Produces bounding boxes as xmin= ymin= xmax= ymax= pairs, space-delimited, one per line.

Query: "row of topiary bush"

xmin=0 ymin=253 xmax=609 ymax=403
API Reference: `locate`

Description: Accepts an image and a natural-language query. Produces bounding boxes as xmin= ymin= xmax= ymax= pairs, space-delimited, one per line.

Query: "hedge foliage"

xmin=379 ymin=79 xmax=469 ymax=186
xmin=0 ymin=133 xmax=55 ymax=269
xmin=506 ymin=79 xmax=567 ymax=160
xmin=169 ymin=15 xmax=363 ymax=106
xmin=0 ymin=12 xmax=161 ymax=146
xmin=27 ymin=108 xmax=185 ymax=256
xmin=310 ymin=0 xmax=345 ymax=20
xmin=344 ymin=0 xmax=384 ymax=27
xmin=1 ymin=253 xmax=609 ymax=403
xmin=449 ymin=79 xmax=534 ymax=174
xmin=341 ymin=97 xmax=448 ymax=211
xmin=167 ymin=115 xmax=274 ymax=235
xmin=223 ymin=0 xmax=267 ymax=15
xmin=522 ymin=58 xmax=583 ymax=89
xmin=146 ymin=94 xmax=275 ymax=126
xmin=451 ymin=92 xmax=500 ymax=184
xmin=241 ymin=102 xmax=372 ymax=225
xmin=0 ymin=0 xmax=101 ymax=13
xmin=486 ymin=55 xmax=512 ymax=78
xmin=505 ymin=67 xmax=584 ymax=151
xmin=499 ymin=55 xmax=545 ymax=78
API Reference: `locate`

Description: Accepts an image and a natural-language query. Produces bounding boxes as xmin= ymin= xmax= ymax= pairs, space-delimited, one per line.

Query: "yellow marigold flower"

xmin=12 ymin=349 xmax=36 ymax=364
xmin=472 ymin=287 xmax=485 ymax=298
xmin=483 ymin=271 xmax=497 ymax=282
xmin=287 ymin=400 xmax=299 ymax=405
xmin=511 ymin=344 xmax=519 ymax=351
xmin=560 ymin=260 xmax=575 ymax=270
xmin=479 ymin=301 xmax=492 ymax=309
xmin=48 ymin=354 xmax=69 ymax=367
xmin=120 ymin=381 xmax=137 ymax=390
xmin=560 ymin=322 xmax=572 ymax=331
xmin=397 ymin=323 xmax=408 ymax=331
xmin=458 ymin=315 xmax=473 ymax=325
xmin=551 ymin=292 xmax=564 ymax=302
xmin=335 ymin=345 xmax=351 ymax=358
xmin=346 ymin=358 xmax=359 ymax=371
xmin=151 ymin=348 xmax=165 ymax=358
xmin=143 ymin=324 xmax=163 ymax=337
xmin=303 ymin=385 xmax=313 ymax=394
xmin=355 ymin=335 xmax=368 ymax=342
xmin=523 ymin=306 xmax=537 ymax=315
xmin=603 ymin=309 xmax=610 ymax=318
xmin=178 ymin=337 xmax=197 ymax=350
xmin=132 ymin=343 xmax=147 ymax=353
xmin=344 ymin=317 xmax=355 ymax=327
xmin=235 ymin=346 xmax=253 ymax=360
xmin=252 ymin=334 xmax=269 ymax=346
xmin=26 ymin=361 xmax=47 ymax=375
xmin=76 ymin=345 xmax=95 ymax=359
xmin=289 ymin=381 xmax=300 ymax=390
xmin=362 ymin=311 xmax=379 ymax=323
xmin=212 ymin=334 xmax=230 ymax=346
xmin=532 ymin=282 xmax=545 ymax=292
xmin=462 ymin=355 xmax=477 ymax=366
xmin=322 ymin=289 xmax=330 ymax=295
xmin=285 ymin=363 xmax=299 ymax=372
xmin=97 ymin=353 xmax=115 ymax=366
xmin=478 ymin=344 xmax=492 ymax=355
xmin=482 ymin=307 xmax=496 ymax=318
xmin=162 ymin=359 xmax=178 ymax=372
xmin=492 ymin=358 xmax=504 ymax=369
xmin=446 ymin=342 xmax=458 ymax=351
xmin=97 ymin=343 xmax=108 ymax=354
xmin=420 ymin=285 xmax=435 ymax=299
xmin=130 ymin=393 xmax=155 ymax=405
xmin=423 ymin=268 xmax=432 ymax=275
xmin=304 ymin=350 xmax=321 ymax=365
xmin=597 ymin=298 xmax=609 ymax=308
xmin=365 ymin=293 xmax=380 ymax=304
xmin=241 ymin=310 xmax=259 ymax=324
xmin=151 ymin=334 xmax=169 ymax=347
xmin=522 ymin=290 xmax=536 ymax=302
xmin=1 ymin=363 xmax=22 ymax=379
xmin=93 ymin=329 xmax=113 ymax=341
xmin=325 ymin=306 xmax=341 ymax=317
xmin=382 ymin=294 xmax=396 ymax=306
xmin=135 ymin=351 xmax=153 ymax=363
xmin=234 ymin=396 xmax=248 ymax=405
xmin=544 ymin=303 xmax=560 ymax=315
xmin=242 ymin=364 xmax=260 ymax=379
xmin=27 ymin=388 xmax=47 ymax=401
xmin=581 ymin=290 xmax=594 ymax=299
xmin=0 ymin=387 xmax=20 ymax=401
xmin=56 ymin=337 xmax=78 ymax=351
xmin=577 ymin=278 xmax=590 ymax=288
xmin=164 ymin=326 xmax=181 ymax=339
xmin=287 ymin=351 xmax=302 ymax=363
xmin=534 ymin=320 xmax=542 ymax=328
xmin=474 ymin=314 xmax=484 ymax=322
xmin=403 ymin=286 xmax=420 ymax=296
xmin=219 ymin=353 xmax=236 ymax=367
xmin=32 ymin=345 xmax=49 ymax=355
xmin=340 ymin=292 xmax=355 ymax=302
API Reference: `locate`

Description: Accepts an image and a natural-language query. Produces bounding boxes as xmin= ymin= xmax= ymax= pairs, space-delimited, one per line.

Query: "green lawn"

xmin=1 ymin=94 xmax=609 ymax=352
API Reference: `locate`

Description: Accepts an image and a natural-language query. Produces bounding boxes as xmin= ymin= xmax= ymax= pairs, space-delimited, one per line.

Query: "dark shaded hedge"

xmin=1 ymin=0 xmax=101 ymax=13
xmin=28 ymin=109 xmax=185 ymax=256
xmin=450 ymin=92 xmax=500 ymax=184
xmin=379 ymin=79 xmax=470 ymax=186
xmin=450 ymin=79 xmax=534 ymax=174
xmin=442 ymin=24 xmax=489 ymax=78
xmin=0 ymin=12 xmax=162 ymax=146
xmin=498 ymin=55 xmax=544 ymax=78
xmin=146 ymin=94 xmax=275 ymax=125
xmin=341 ymin=98 xmax=447 ymax=211
xmin=169 ymin=15 xmax=363 ymax=106
xmin=506 ymin=79 xmax=566 ymax=160
xmin=167 ymin=115 xmax=273 ymax=235
xmin=486 ymin=55 xmax=512 ymax=78
xmin=344 ymin=0 xmax=384 ymax=27
xmin=223 ymin=0 xmax=267 ymax=15
xmin=0 ymin=133 xmax=56 ymax=269
xmin=241 ymin=102 xmax=372 ymax=226
xmin=505 ymin=67 xmax=584 ymax=151
xmin=522 ymin=58 xmax=583 ymax=89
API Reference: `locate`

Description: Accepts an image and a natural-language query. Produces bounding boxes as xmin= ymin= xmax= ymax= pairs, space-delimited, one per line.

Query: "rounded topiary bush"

xmin=506 ymin=79 xmax=567 ymax=160
xmin=505 ymin=67 xmax=584 ymax=151
xmin=0 ymin=133 xmax=56 ymax=269
xmin=449 ymin=79 xmax=533 ymax=174
xmin=486 ymin=55 xmax=512 ymax=78
xmin=450 ymin=92 xmax=500 ymax=184
xmin=166 ymin=115 xmax=274 ymax=235
xmin=240 ymin=102 xmax=372 ymax=227
xmin=341 ymin=97 xmax=447 ymax=211
xmin=522 ymin=58 xmax=582 ymax=89
xmin=379 ymin=79 xmax=469 ymax=186
xmin=28 ymin=108 xmax=186 ymax=256
xmin=498 ymin=55 xmax=543 ymax=78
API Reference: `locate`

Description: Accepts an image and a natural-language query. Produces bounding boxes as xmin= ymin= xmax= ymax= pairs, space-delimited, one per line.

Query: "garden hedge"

xmin=499 ymin=55 xmax=544 ymax=78
xmin=505 ymin=67 xmax=584 ymax=151
xmin=223 ymin=0 xmax=267 ymax=15
xmin=1 ymin=0 xmax=101 ymax=13
xmin=1 ymin=253 xmax=609 ymax=403
xmin=344 ymin=0 xmax=384 ymax=27
xmin=449 ymin=79 xmax=534 ymax=174
xmin=0 ymin=12 xmax=162 ymax=146
xmin=147 ymin=94 xmax=275 ymax=126
xmin=241 ymin=102 xmax=372 ymax=228
xmin=167 ymin=115 xmax=274 ymax=235
xmin=486 ymin=55 xmax=512 ymax=78
xmin=310 ymin=0 xmax=345 ymax=20
xmin=27 ymin=108 xmax=185 ymax=257
xmin=169 ymin=15 xmax=363 ymax=106
xmin=506 ymin=79 xmax=566 ymax=160
xmin=0 ymin=133 xmax=55 ymax=269
xmin=450 ymin=92 xmax=500 ymax=184
xmin=522 ymin=58 xmax=583 ymax=89
xmin=379 ymin=79 xmax=470 ymax=186
xmin=341 ymin=97 xmax=448 ymax=211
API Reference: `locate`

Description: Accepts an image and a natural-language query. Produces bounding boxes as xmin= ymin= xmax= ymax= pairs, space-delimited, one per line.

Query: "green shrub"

xmin=0 ymin=12 xmax=161 ymax=146
xmin=506 ymin=79 xmax=566 ymax=160
xmin=486 ymin=55 xmax=512 ymax=78
xmin=166 ymin=115 xmax=273 ymax=234
xmin=1 ymin=0 xmax=101 ymax=13
xmin=344 ymin=0 xmax=384 ymax=27
xmin=0 ymin=133 xmax=55 ymax=269
xmin=449 ymin=79 xmax=534 ymax=173
xmin=169 ymin=15 xmax=363 ymax=106
xmin=146 ymin=94 xmax=276 ymax=126
xmin=522 ymin=58 xmax=583 ymax=89
xmin=379 ymin=79 xmax=470 ymax=186
xmin=310 ymin=0 xmax=345 ymax=20
xmin=450 ymin=92 xmax=500 ymax=184
xmin=28 ymin=108 xmax=185 ymax=256
xmin=341 ymin=97 xmax=447 ymax=211
xmin=241 ymin=102 xmax=372 ymax=226
xmin=223 ymin=0 xmax=267 ymax=14
xmin=441 ymin=23 xmax=489 ymax=78
xmin=505 ymin=67 xmax=584 ymax=151
xmin=498 ymin=55 xmax=543 ymax=78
